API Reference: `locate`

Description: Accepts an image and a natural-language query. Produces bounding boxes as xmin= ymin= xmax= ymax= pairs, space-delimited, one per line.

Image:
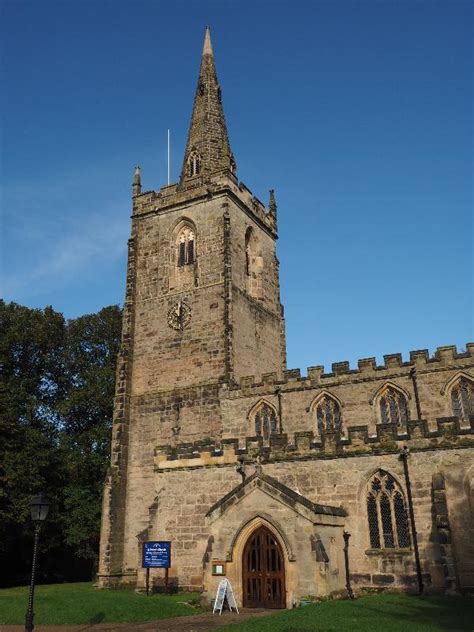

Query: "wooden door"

xmin=243 ymin=526 xmax=285 ymax=608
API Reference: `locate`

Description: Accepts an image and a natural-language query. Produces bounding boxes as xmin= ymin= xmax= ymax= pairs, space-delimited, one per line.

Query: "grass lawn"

xmin=219 ymin=594 xmax=474 ymax=632
xmin=0 ymin=582 xmax=205 ymax=625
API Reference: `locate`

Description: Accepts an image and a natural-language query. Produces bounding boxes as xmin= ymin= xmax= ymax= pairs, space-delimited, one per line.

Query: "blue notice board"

xmin=143 ymin=541 xmax=171 ymax=568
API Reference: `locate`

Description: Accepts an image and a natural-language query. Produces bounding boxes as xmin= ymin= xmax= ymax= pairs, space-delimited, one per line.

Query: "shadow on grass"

xmin=88 ymin=612 xmax=105 ymax=624
xmin=219 ymin=595 xmax=474 ymax=632
xmin=351 ymin=595 xmax=474 ymax=631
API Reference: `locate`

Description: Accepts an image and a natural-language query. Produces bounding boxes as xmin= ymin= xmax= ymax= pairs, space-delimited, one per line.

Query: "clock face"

xmin=167 ymin=301 xmax=191 ymax=331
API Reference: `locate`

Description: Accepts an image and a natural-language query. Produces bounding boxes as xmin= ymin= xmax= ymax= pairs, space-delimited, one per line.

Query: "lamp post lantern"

xmin=25 ymin=493 xmax=50 ymax=632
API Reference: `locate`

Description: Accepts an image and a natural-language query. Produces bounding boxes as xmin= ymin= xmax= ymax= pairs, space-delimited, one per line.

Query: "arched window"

xmin=378 ymin=386 xmax=409 ymax=426
xmin=188 ymin=152 xmax=201 ymax=177
xmin=177 ymin=227 xmax=195 ymax=267
xmin=366 ymin=470 xmax=410 ymax=549
xmin=252 ymin=402 xmax=278 ymax=441
xmin=451 ymin=376 xmax=474 ymax=420
xmin=314 ymin=395 xmax=342 ymax=434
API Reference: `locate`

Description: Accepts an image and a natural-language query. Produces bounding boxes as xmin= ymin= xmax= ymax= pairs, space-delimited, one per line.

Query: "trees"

xmin=59 ymin=307 xmax=121 ymax=565
xmin=0 ymin=301 xmax=122 ymax=586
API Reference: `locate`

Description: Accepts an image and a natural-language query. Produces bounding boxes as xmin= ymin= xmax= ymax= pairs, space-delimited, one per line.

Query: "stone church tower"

xmin=99 ymin=27 xmax=286 ymax=587
xmin=99 ymin=28 xmax=474 ymax=604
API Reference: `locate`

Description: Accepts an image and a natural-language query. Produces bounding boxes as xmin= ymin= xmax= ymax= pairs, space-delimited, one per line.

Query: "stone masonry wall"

xmin=99 ymin=175 xmax=289 ymax=583
xmin=131 ymin=197 xmax=229 ymax=394
xmin=149 ymin=444 xmax=474 ymax=597
xmin=220 ymin=345 xmax=474 ymax=441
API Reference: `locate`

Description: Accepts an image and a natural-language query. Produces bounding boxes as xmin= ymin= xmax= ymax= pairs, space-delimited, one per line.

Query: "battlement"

xmin=229 ymin=343 xmax=474 ymax=393
xmin=131 ymin=172 xmax=277 ymax=234
xmin=154 ymin=416 xmax=474 ymax=470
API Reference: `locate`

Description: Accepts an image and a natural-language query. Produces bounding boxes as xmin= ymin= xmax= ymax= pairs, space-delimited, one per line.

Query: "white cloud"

xmin=1 ymin=161 xmax=132 ymax=301
xmin=2 ymin=202 xmax=129 ymax=300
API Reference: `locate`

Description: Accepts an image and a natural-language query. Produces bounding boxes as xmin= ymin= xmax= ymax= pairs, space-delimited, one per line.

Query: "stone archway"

xmin=242 ymin=525 xmax=286 ymax=608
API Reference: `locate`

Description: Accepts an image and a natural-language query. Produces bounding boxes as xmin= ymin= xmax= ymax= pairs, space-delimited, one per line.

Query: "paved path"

xmin=1 ymin=608 xmax=274 ymax=632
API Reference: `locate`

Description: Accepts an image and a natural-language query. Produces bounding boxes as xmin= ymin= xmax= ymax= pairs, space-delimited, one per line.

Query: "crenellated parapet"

xmin=131 ymin=171 xmax=277 ymax=235
xmin=224 ymin=343 xmax=474 ymax=395
xmin=154 ymin=415 xmax=474 ymax=470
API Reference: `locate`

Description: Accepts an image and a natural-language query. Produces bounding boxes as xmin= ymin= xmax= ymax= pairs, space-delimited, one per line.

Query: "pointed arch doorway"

xmin=242 ymin=525 xmax=286 ymax=608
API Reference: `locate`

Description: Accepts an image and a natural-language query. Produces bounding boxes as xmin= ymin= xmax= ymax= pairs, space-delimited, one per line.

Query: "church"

xmin=98 ymin=28 xmax=474 ymax=606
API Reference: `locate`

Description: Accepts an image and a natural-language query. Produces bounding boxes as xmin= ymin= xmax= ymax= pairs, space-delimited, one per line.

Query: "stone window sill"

xmin=365 ymin=548 xmax=412 ymax=556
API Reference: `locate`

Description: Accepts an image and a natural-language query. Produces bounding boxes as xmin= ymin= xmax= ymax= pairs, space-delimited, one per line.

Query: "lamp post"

xmin=25 ymin=493 xmax=50 ymax=632
xmin=399 ymin=447 xmax=424 ymax=595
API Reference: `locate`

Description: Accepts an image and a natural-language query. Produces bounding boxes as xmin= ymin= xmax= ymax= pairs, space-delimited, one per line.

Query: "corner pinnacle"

xmin=132 ymin=165 xmax=141 ymax=197
xmin=269 ymin=189 xmax=277 ymax=215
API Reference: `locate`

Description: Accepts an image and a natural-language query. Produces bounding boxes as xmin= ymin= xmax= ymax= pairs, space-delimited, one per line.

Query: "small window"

xmin=451 ymin=376 xmax=474 ymax=420
xmin=245 ymin=227 xmax=252 ymax=276
xmin=315 ymin=395 xmax=342 ymax=434
xmin=253 ymin=402 xmax=278 ymax=440
xmin=379 ymin=387 xmax=409 ymax=426
xmin=366 ymin=470 xmax=410 ymax=549
xmin=177 ymin=227 xmax=195 ymax=267
xmin=188 ymin=152 xmax=201 ymax=177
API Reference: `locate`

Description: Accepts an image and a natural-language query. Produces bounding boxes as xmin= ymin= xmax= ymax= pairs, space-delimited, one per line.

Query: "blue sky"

xmin=1 ymin=0 xmax=472 ymax=372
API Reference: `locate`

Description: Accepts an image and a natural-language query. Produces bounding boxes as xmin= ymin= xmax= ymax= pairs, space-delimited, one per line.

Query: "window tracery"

xmin=366 ymin=470 xmax=410 ymax=549
xmin=314 ymin=395 xmax=342 ymax=434
xmin=451 ymin=376 xmax=474 ymax=420
xmin=252 ymin=402 xmax=278 ymax=441
xmin=177 ymin=227 xmax=195 ymax=267
xmin=378 ymin=386 xmax=409 ymax=426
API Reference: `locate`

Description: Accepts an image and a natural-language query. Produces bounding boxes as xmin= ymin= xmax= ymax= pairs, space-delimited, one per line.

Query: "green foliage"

xmin=0 ymin=582 xmax=205 ymax=624
xmin=217 ymin=594 xmax=474 ymax=632
xmin=58 ymin=306 xmax=121 ymax=566
xmin=0 ymin=301 xmax=122 ymax=585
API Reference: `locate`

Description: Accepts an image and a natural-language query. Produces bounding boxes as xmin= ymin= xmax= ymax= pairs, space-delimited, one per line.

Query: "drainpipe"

xmin=276 ymin=387 xmax=283 ymax=433
xmin=400 ymin=446 xmax=424 ymax=594
xmin=342 ymin=531 xmax=354 ymax=599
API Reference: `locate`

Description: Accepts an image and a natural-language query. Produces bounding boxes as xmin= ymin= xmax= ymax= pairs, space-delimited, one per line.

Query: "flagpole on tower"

xmin=167 ymin=129 xmax=170 ymax=185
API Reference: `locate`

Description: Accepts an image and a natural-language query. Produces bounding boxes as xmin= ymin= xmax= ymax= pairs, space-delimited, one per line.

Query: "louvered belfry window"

xmin=315 ymin=396 xmax=342 ymax=434
xmin=451 ymin=377 xmax=474 ymax=420
xmin=366 ymin=470 xmax=410 ymax=549
xmin=188 ymin=152 xmax=201 ymax=177
xmin=254 ymin=403 xmax=278 ymax=440
xmin=177 ymin=228 xmax=195 ymax=267
xmin=379 ymin=387 xmax=409 ymax=426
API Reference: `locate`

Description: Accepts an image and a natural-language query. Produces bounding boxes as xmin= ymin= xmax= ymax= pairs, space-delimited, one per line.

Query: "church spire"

xmin=180 ymin=27 xmax=236 ymax=184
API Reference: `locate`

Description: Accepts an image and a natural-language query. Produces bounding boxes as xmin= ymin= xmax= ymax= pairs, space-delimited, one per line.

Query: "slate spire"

xmin=180 ymin=27 xmax=235 ymax=183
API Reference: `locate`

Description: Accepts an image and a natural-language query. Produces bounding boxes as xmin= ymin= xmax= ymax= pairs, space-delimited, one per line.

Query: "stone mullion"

xmin=375 ymin=493 xmax=385 ymax=548
xmin=388 ymin=492 xmax=400 ymax=548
